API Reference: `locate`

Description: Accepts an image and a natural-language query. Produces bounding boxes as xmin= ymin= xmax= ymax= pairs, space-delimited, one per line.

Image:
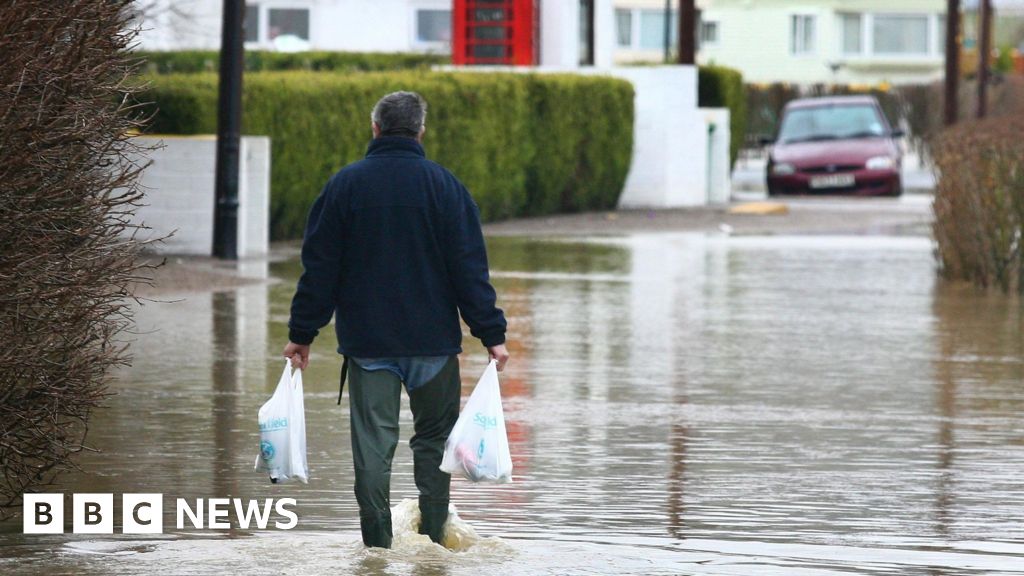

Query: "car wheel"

xmin=887 ymin=178 xmax=903 ymax=197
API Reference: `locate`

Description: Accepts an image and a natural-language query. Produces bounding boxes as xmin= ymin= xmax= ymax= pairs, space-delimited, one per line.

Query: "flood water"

xmin=1 ymin=233 xmax=1023 ymax=575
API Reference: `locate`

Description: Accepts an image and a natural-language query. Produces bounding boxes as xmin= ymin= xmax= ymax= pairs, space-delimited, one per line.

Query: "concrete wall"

xmin=133 ymin=136 xmax=270 ymax=257
xmin=597 ymin=66 xmax=707 ymax=207
xmin=702 ymin=108 xmax=732 ymax=205
xmin=581 ymin=66 xmax=729 ymax=208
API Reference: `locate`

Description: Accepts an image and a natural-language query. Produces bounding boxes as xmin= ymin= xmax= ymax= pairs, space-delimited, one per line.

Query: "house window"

xmin=838 ymin=13 xmax=861 ymax=54
xmin=268 ymin=8 xmax=309 ymax=41
xmin=244 ymin=4 xmax=259 ymax=43
xmin=615 ymin=9 xmax=632 ymax=47
xmin=638 ymin=9 xmax=676 ymax=51
xmin=937 ymin=15 xmax=947 ymax=54
xmin=790 ymin=14 xmax=816 ymax=55
xmin=873 ymin=15 xmax=929 ymax=55
xmin=699 ymin=21 xmax=719 ymax=46
xmin=416 ymin=9 xmax=451 ymax=43
xmin=839 ymin=13 xmax=942 ymax=59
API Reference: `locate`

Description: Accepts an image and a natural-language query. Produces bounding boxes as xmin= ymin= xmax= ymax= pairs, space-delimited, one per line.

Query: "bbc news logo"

xmin=23 ymin=494 xmax=298 ymax=534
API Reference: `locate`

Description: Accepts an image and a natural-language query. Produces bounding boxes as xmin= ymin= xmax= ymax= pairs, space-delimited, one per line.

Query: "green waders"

xmin=347 ymin=356 xmax=461 ymax=548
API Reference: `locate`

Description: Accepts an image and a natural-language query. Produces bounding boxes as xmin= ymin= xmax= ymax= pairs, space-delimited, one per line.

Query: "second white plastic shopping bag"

xmin=440 ymin=359 xmax=513 ymax=483
xmin=254 ymin=359 xmax=309 ymax=483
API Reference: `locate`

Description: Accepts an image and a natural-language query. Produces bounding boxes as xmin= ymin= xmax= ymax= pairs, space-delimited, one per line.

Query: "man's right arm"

xmin=286 ymin=181 xmax=344 ymax=364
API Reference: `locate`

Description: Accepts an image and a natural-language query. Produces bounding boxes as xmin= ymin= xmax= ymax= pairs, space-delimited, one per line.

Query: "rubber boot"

xmin=418 ymin=497 xmax=449 ymax=545
xmin=360 ymin=510 xmax=393 ymax=549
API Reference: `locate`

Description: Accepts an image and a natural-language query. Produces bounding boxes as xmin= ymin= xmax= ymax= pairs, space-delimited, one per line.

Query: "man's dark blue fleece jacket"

xmin=287 ymin=136 xmax=507 ymax=357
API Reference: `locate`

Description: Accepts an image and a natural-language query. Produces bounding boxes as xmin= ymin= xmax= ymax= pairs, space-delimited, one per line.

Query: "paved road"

xmin=484 ymin=195 xmax=934 ymax=238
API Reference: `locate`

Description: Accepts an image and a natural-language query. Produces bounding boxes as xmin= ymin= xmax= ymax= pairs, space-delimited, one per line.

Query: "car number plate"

xmin=810 ymin=174 xmax=855 ymax=189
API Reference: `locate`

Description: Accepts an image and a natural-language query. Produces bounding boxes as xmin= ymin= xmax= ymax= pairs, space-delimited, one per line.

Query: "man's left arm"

xmin=285 ymin=182 xmax=344 ymax=368
xmin=443 ymin=184 xmax=509 ymax=369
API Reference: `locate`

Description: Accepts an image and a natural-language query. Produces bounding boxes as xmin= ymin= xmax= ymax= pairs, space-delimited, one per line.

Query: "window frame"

xmin=837 ymin=12 xmax=863 ymax=56
xmin=243 ymin=3 xmax=313 ymax=48
xmin=266 ymin=6 xmax=311 ymax=42
xmin=615 ymin=8 xmax=633 ymax=48
xmin=871 ymin=13 xmax=931 ymax=57
xmin=636 ymin=8 xmax=678 ymax=52
xmin=614 ymin=7 xmax=711 ymax=54
xmin=789 ymin=13 xmax=817 ymax=57
xmin=411 ymin=6 xmax=452 ymax=49
xmin=244 ymin=3 xmax=260 ymax=44
xmin=837 ymin=12 xmax=944 ymax=62
xmin=699 ymin=20 xmax=719 ymax=48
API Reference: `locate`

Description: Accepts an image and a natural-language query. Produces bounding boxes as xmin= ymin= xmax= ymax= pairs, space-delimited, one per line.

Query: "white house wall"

xmin=135 ymin=0 xmax=453 ymax=53
xmin=612 ymin=0 xmax=947 ymax=85
xmin=594 ymin=0 xmax=617 ymax=67
xmin=540 ymin=0 xmax=581 ymax=66
xmin=539 ymin=0 xmax=617 ymax=67
xmin=134 ymin=0 xmax=222 ymax=50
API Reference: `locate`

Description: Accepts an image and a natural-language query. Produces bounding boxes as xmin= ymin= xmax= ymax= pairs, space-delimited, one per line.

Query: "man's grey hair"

xmin=370 ymin=91 xmax=427 ymax=137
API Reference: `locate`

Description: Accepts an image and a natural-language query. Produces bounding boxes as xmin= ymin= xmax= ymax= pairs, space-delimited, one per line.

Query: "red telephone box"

xmin=452 ymin=0 xmax=536 ymax=66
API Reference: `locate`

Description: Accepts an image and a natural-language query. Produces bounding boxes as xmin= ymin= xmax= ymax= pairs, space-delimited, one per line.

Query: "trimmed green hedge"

xmin=697 ymin=65 xmax=746 ymax=167
xmin=139 ymin=71 xmax=633 ymax=239
xmin=523 ymin=75 xmax=633 ymax=216
xmin=134 ymin=50 xmax=447 ymax=74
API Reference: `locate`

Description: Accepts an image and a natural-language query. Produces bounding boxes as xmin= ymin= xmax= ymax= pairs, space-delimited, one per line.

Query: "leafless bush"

xmin=932 ymin=115 xmax=1024 ymax=293
xmin=893 ymin=76 xmax=1024 ymax=159
xmin=0 ymin=0 xmax=153 ymax=515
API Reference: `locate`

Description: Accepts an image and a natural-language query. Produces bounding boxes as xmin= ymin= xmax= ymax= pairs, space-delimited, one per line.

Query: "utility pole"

xmin=677 ymin=0 xmax=696 ymax=65
xmin=976 ymin=0 xmax=993 ymax=118
xmin=943 ymin=0 xmax=960 ymax=126
xmin=663 ymin=0 xmax=671 ymax=63
xmin=213 ymin=0 xmax=244 ymax=259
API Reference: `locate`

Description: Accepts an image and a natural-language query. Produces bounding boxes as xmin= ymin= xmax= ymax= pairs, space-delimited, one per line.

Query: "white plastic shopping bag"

xmin=440 ymin=359 xmax=513 ymax=483
xmin=254 ymin=360 xmax=309 ymax=483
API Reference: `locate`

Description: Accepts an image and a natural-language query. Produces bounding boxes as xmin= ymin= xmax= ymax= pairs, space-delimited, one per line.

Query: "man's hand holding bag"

xmin=254 ymin=360 xmax=309 ymax=484
xmin=440 ymin=359 xmax=513 ymax=483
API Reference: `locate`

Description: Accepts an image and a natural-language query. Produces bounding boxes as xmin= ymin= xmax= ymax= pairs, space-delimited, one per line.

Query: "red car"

xmin=765 ymin=95 xmax=903 ymax=197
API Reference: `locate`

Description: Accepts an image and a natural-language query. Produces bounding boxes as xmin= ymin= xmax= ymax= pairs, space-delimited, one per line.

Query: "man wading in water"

xmin=283 ymin=91 xmax=510 ymax=548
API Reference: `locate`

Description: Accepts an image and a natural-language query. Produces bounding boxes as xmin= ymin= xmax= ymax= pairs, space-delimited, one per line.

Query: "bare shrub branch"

xmin=932 ymin=115 xmax=1024 ymax=293
xmin=0 ymin=0 xmax=154 ymax=515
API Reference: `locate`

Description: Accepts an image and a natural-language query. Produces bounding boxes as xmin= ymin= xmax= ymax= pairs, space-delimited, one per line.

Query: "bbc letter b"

xmin=73 ymin=493 xmax=114 ymax=534
xmin=23 ymin=494 xmax=64 ymax=534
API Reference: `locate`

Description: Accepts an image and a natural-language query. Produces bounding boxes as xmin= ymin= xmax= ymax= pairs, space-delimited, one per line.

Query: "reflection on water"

xmin=1 ymin=234 xmax=1023 ymax=575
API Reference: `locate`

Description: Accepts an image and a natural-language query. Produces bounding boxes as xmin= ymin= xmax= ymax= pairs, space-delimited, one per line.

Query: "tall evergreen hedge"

xmin=140 ymin=71 xmax=633 ymax=240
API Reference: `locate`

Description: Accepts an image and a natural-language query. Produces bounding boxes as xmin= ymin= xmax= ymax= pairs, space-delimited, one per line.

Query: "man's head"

xmin=370 ymin=91 xmax=427 ymax=142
